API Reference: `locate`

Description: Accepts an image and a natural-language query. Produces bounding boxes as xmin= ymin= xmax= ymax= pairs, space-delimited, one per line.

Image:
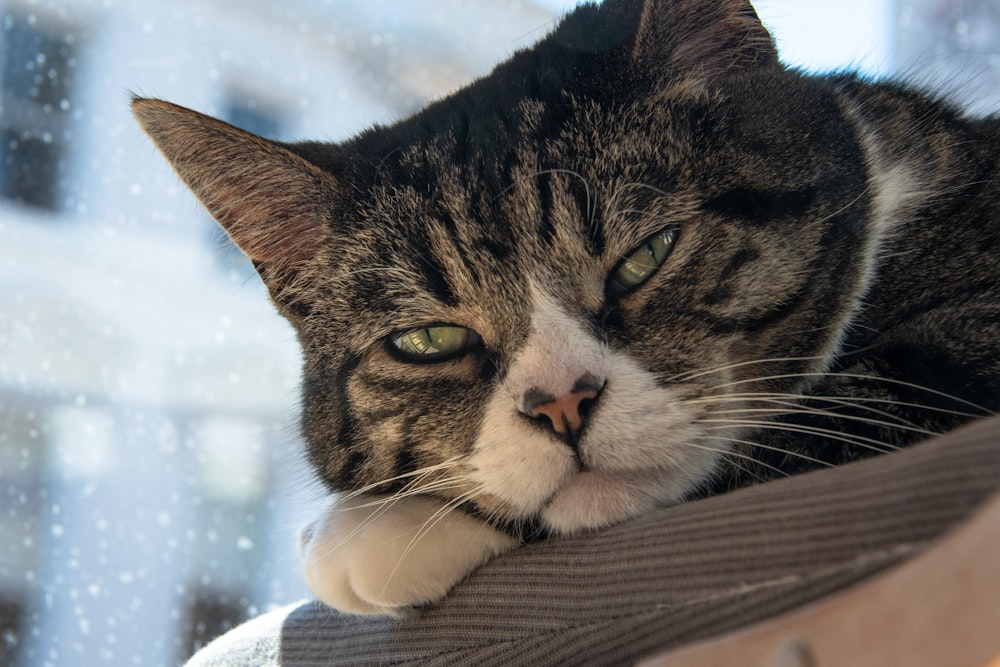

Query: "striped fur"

xmin=134 ymin=0 xmax=1000 ymax=616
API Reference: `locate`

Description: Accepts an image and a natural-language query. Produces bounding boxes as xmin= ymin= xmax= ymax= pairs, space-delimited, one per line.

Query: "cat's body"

xmin=134 ymin=0 xmax=1000 ymax=616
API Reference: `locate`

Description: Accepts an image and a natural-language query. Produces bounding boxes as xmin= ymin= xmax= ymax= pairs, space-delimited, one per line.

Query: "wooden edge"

xmin=637 ymin=489 xmax=1000 ymax=667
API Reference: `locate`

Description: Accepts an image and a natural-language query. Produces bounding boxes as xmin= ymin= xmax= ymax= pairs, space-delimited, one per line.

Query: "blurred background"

xmin=0 ymin=0 xmax=997 ymax=664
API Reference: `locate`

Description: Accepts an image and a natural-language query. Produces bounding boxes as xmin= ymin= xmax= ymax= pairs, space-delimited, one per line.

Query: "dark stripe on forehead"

xmin=536 ymin=171 xmax=557 ymax=246
xmin=433 ymin=203 xmax=482 ymax=287
xmin=536 ymin=170 xmax=606 ymax=254
xmin=474 ymin=235 xmax=513 ymax=263
xmin=572 ymin=176 xmax=605 ymax=256
xmin=702 ymin=186 xmax=818 ymax=225
xmin=469 ymin=189 xmax=515 ymax=263
xmin=410 ymin=230 xmax=460 ymax=307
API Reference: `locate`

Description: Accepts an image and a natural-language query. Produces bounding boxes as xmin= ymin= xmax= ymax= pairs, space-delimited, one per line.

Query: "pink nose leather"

xmin=526 ymin=385 xmax=601 ymax=436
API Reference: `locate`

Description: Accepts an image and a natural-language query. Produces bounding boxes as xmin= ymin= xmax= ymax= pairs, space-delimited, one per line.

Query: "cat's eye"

xmin=390 ymin=325 xmax=479 ymax=363
xmin=610 ymin=228 xmax=678 ymax=292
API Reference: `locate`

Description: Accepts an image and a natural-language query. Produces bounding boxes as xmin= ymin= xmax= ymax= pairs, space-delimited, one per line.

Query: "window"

xmin=223 ymin=95 xmax=283 ymax=141
xmin=182 ymin=415 xmax=271 ymax=658
xmin=0 ymin=403 xmax=45 ymax=667
xmin=183 ymin=587 xmax=247 ymax=655
xmin=0 ymin=11 xmax=79 ymax=211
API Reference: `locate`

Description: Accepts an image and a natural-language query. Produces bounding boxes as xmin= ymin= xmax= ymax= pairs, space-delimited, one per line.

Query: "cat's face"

xmin=293 ymin=84 xmax=871 ymax=536
xmin=133 ymin=0 xmax=876 ymax=537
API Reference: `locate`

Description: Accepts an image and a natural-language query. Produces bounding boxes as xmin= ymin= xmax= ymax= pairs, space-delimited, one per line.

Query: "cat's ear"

xmin=562 ymin=0 xmax=777 ymax=80
xmin=639 ymin=0 xmax=777 ymax=73
xmin=132 ymin=97 xmax=341 ymax=312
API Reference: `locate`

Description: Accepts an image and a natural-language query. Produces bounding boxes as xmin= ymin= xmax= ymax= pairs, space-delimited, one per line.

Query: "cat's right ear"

xmin=557 ymin=0 xmax=777 ymax=83
xmin=132 ymin=97 xmax=340 ymax=313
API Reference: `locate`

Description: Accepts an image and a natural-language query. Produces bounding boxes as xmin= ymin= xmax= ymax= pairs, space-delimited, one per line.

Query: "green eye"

xmin=610 ymin=228 xmax=678 ymax=292
xmin=390 ymin=325 xmax=477 ymax=362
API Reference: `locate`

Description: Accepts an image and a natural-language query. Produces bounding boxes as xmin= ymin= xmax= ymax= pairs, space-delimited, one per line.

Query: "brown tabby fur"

xmin=134 ymin=0 xmax=1000 ymax=543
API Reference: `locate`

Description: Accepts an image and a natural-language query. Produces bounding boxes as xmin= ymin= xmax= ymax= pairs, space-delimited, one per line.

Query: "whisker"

xmin=665 ymin=355 xmax=830 ymax=384
xmin=680 ymin=392 xmax=925 ymax=433
xmin=703 ymin=371 xmax=994 ymax=415
xmin=314 ymin=476 xmax=473 ymax=559
xmin=499 ymin=168 xmax=592 ymax=211
xmin=695 ymin=418 xmax=900 ymax=454
xmin=699 ymin=406 xmax=939 ymax=439
xmin=683 ymin=438 xmax=784 ymax=481
xmin=815 ymin=181 xmax=872 ymax=227
xmin=383 ymin=485 xmax=486 ymax=592
xmin=611 ymin=180 xmax=674 ymax=200
xmin=691 ymin=434 xmax=832 ymax=471
xmin=321 ymin=457 xmax=469 ymax=553
xmin=682 ymin=390 xmax=986 ymax=423
xmin=337 ymin=456 xmax=465 ymax=503
xmin=339 ymin=477 xmax=470 ymax=510
xmin=406 ymin=487 xmax=483 ymax=553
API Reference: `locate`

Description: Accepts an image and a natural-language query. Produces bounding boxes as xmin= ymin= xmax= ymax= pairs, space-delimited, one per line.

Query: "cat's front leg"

xmin=301 ymin=494 xmax=519 ymax=617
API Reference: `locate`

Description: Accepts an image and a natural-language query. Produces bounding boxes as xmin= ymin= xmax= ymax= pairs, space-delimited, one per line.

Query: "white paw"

xmin=301 ymin=494 xmax=518 ymax=617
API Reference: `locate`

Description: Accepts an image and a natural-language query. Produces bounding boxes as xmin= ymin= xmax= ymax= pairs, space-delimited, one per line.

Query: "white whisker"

xmin=683 ymin=390 xmax=985 ymax=422
xmin=315 ymin=475 xmax=473 ymax=559
xmin=321 ymin=457 xmax=472 ymax=553
xmin=703 ymin=371 xmax=994 ymax=415
xmin=699 ymin=406 xmax=939 ymax=438
xmin=337 ymin=456 xmax=465 ymax=503
xmin=383 ymin=485 xmax=486 ymax=592
xmin=666 ymin=355 xmax=829 ymax=383
xmin=694 ymin=434 xmax=836 ymax=469
xmin=695 ymin=417 xmax=900 ymax=454
xmin=683 ymin=438 xmax=784 ymax=480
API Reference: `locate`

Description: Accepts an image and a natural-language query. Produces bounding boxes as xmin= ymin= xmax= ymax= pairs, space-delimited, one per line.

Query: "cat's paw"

xmin=300 ymin=494 xmax=518 ymax=617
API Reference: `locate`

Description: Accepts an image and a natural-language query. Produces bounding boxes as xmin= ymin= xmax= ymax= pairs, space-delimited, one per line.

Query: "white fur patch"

xmin=468 ymin=287 xmax=721 ymax=534
xmin=814 ymin=98 xmax=927 ymax=370
xmin=301 ymin=494 xmax=517 ymax=616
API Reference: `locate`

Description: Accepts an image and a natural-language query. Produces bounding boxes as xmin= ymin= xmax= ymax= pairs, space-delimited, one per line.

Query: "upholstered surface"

xmin=186 ymin=415 xmax=1000 ymax=666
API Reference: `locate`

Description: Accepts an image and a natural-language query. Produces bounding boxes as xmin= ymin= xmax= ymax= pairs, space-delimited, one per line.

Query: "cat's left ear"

xmin=132 ymin=97 xmax=341 ymax=312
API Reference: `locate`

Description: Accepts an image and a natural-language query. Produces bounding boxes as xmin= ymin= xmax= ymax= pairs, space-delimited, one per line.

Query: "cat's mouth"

xmin=467 ymin=351 xmax=720 ymax=536
xmin=537 ymin=464 xmax=679 ymax=535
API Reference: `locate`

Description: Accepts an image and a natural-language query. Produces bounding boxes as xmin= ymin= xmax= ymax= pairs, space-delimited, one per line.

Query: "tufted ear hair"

xmin=554 ymin=0 xmax=777 ymax=84
xmin=132 ymin=97 xmax=344 ymax=314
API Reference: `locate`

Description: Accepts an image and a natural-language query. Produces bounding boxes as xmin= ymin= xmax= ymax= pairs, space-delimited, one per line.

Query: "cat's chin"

xmin=538 ymin=466 xmax=694 ymax=535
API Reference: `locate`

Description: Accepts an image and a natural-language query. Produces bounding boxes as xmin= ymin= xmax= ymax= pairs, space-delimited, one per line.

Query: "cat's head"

xmin=134 ymin=0 xmax=874 ymax=537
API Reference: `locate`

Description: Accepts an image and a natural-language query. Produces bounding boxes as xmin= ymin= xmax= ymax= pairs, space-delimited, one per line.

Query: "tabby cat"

xmin=133 ymin=0 xmax=1000 ymax=616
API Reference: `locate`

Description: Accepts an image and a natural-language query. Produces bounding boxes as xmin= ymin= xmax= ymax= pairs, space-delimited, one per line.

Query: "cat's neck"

xmin=833 ymin=77 xmax=1000 ymax=348
xmin=834 ymin=77 xmax=1000 ymax=219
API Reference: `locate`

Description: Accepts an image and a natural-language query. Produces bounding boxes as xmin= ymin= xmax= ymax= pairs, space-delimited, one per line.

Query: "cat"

xmin=133 ymin=0 xmax=1000 ymax=617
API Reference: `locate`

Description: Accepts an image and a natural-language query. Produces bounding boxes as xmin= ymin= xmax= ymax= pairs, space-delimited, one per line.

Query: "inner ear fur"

xmin=132 ymin=97 xmax=340 ymax=280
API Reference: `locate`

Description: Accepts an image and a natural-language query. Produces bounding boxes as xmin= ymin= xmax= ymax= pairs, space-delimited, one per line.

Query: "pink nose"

xmin=523 ymin=374 xmax=604 ymax=439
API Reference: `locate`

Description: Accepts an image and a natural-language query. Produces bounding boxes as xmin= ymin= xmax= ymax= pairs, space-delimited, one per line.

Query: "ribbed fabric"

xmin=187 ymin=416 xmax=1000 ymax=667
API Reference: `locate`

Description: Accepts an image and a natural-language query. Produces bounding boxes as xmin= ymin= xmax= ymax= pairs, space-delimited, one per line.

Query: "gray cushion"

xmin=186 ymin=415 xmax=1000 ymax=666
